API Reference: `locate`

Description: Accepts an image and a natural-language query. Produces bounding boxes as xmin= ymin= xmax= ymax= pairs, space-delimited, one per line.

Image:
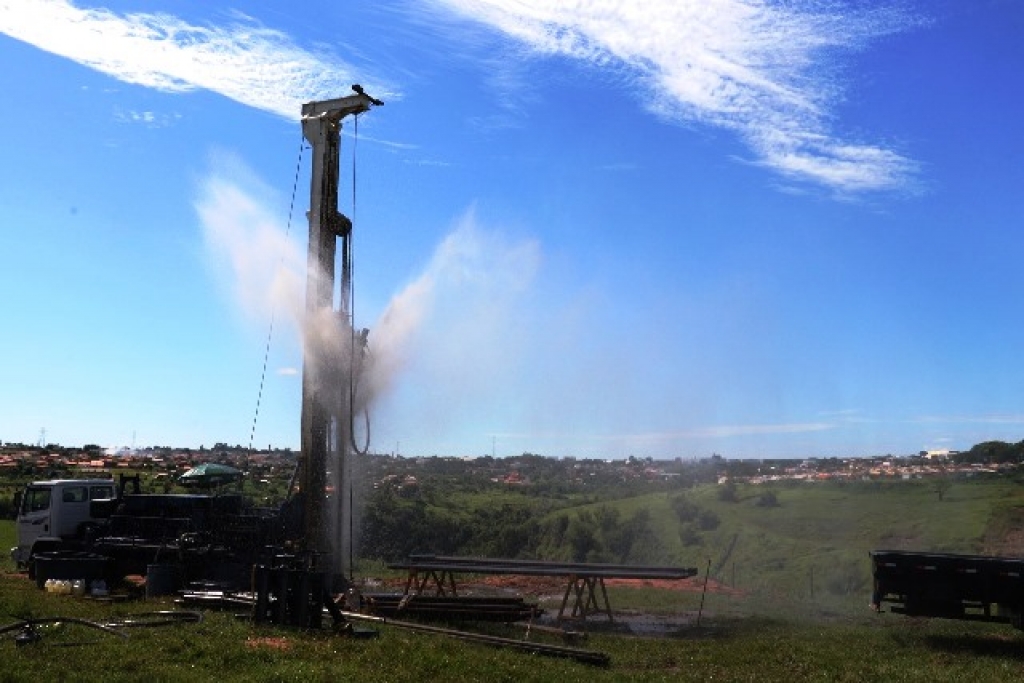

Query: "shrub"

xmin=679 ymin=523 xmax=702 ymax=546
xmin=697 ymin=509 xmax=720 ymax=530
xmin=670 ymin=494 xmax=700 ymax=522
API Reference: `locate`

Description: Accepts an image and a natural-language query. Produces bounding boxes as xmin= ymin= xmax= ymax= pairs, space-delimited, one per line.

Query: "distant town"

xmin=1 ymin=440 xmax=1021 ymax=489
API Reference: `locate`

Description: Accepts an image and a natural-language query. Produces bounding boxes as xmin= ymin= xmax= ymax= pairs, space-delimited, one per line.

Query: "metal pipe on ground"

xmin=178 ymin=590 xmax=610 ymax=666
xmin=337 ymin=609 xmax=610 ymax=667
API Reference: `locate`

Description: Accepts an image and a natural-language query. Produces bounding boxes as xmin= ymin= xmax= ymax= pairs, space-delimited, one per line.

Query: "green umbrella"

xmin=177 ymin=462 xmax=242 ymax=488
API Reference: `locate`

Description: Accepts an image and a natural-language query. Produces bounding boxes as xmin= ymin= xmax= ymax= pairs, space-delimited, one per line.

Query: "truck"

xmin=870 ymin=549 xmax=1024 ymax=629
xmin=10 ymin=476 xmax=289 ymax=589
xmin=11 ymin=478 xmax=118 ymax=569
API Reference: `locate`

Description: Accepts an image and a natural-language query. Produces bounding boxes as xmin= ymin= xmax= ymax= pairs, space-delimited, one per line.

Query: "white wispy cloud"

xmin=0 ymin=0 xmax=390 ymax=119
xmin=404 ymin=158 xmax=453 ymax=168
xmin=914 ymin=414 xmax=1024 ymax=426
xmin=428 ymin=0 xmax=921 ymax=193
xmin=113 ymin=109 xmax=182 ymax=128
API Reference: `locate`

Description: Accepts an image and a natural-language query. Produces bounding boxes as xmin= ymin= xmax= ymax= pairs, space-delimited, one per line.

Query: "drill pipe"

xmin=337 ymin=609 xmax=610 ymax=667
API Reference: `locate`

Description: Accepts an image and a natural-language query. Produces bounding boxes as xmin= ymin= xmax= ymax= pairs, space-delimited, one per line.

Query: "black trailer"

xmin=870 ymin=549 xmax=1024 ymax=628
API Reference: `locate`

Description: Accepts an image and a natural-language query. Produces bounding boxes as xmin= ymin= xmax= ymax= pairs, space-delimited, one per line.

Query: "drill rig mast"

xmin=297 ymin=86 xmax=382 ymax=576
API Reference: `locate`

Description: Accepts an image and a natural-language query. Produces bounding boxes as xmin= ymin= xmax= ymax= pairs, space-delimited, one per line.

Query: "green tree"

xmin=567 ymin=518 xmax=600 ymax=562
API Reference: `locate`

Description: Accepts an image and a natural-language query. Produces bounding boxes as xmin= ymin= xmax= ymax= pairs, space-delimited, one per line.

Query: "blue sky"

xmin=1 ymin=0 xmax=1022 ymax=459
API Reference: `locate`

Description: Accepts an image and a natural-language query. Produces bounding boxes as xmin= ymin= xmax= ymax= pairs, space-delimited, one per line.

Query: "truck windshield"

xmin=21 ymin=487 xmax=51 ymax=513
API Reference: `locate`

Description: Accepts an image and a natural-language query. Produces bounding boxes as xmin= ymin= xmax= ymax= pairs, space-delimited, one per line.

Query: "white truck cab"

xmin=10 ymin=479 xmax=117 ymax=568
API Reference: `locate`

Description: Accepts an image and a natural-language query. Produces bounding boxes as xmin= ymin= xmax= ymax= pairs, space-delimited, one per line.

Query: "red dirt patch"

xmin=478 ymin=574 xmax=744 ymax=596
xmin=246 ymin=636 xmax=291 ymax=650
xmin=603 ymin=577 xmax=744 ymax=596
xmin=375 ymin=573 xmax=746 ymax=596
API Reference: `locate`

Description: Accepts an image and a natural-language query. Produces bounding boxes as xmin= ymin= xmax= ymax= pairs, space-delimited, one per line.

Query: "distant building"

xmin=922 ymin=450 xmax=951 ymax=460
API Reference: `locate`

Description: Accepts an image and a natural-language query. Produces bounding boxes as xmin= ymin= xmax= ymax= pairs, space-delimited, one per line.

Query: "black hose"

xmin=1 ymin=610 xmax=203 ymax=644
xmin=0 ymin=616 xmax=129 ymax=640
xmin=102 ymin=610 xmax=204 ymax=628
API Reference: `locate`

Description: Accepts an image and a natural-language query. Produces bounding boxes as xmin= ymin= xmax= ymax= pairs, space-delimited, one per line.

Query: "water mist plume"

xmin=196 ymin=154 xmax=350 ymax=407
xmin=196 ymin=153 xmax=305 ymax=331
xmin=197 ymin=161 xmax=541 ymax=443
xmin=366 ymin=210 xmax=542 ymax=441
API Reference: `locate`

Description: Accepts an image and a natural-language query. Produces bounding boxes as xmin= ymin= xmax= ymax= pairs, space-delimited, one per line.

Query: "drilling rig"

xmin=11 ymin=88 xmax=386 ymax=628
xmin=295 ymin=86 xmax=382 ymax=581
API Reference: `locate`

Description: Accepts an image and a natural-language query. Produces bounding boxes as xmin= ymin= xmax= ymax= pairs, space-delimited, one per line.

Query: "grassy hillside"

xmin=543 ymin=477 xmax=1024 ymax=615
xmin=5 ymin=479 xmax=1024 ymax=681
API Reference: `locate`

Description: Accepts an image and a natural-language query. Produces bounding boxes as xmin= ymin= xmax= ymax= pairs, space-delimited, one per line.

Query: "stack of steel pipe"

xmin=363 ymin=593 xmax=542 ymax=622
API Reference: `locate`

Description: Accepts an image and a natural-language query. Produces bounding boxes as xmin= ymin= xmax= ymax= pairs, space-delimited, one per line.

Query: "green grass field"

xmin=2 ymin=565 xmax=1024 ymax=682
xmin=553 ymin=477 xmax=1023 ymax=611
xmin=3 ymin=478 xmax=1024 ymax=681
